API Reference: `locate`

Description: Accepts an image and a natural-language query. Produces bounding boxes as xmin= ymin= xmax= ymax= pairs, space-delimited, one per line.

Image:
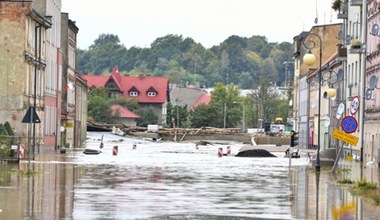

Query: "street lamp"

xmin=233 ymin=101 xmax=245 ymax=133
xmin=302 ymin=33 xmax=322 ymax=172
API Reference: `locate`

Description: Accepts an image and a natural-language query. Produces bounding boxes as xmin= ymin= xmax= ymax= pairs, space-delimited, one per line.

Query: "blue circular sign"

xmin=341 ymin=116 xmax=358 ymax=134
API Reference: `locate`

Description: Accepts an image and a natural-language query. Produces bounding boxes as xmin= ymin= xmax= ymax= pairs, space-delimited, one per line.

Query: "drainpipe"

xmin=32 ymin=25 xmax=41 ymax=159
xmin=359 ymin=0 xmax=367 ymax=163
xmin=56 ymin=49 xmax=61 ymax=151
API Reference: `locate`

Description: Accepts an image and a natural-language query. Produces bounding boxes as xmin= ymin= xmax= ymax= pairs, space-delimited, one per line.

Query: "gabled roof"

xmin=111 ymin=105 xmax=140 ymax=118
xmin=83 ymin=65 xmax=169 ymax=104
xmin=170 ymin=86 xmax=209 ymax=111
xmin=107 ymin=65 xmax=123 ymax=92
xmin=83 ymin=75 xmax=109 ymax=88
xmin=121 ymin=75 xmax=168 ymax=103
xmin=191 ymin=93 xmax=211 ymax=110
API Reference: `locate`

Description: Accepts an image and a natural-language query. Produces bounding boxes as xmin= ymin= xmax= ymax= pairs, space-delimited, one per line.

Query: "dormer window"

xmin=128 ymin=86 xmax=140 ymax=97
xmin=107 ymin=80 xmax=117 ymax=89
xmin=147 ymin=91 xmax=156 ymax=97
xmin=130 ymin=91 xmax=139 ymax=96
xmin=146 ymin=86 xmax=158 ymax=97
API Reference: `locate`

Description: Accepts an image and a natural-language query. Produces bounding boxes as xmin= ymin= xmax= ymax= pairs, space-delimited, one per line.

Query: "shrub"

xmin=4 ymin=122 xmax=14 ymax=136
xmin=0 ymin=124 xmax=7 ymax=136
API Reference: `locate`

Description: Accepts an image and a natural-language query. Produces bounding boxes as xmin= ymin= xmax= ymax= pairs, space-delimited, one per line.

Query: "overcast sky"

xmin=61 ymin=0 xmax=339 ymax=49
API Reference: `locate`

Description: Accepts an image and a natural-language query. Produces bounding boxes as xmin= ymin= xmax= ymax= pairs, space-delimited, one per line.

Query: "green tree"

xmin=250 ymin=75 xmax=288 ymax=127
xmin=77 ymin=33 xmax=294 ymax=93
xmin=90 ymin=34 xmax=121 ymax=50
xmin=167 ymin=104 xmax=188 ymax=128
xmin=79 ymin=34 xmax=128 ymax=74
xmin=0 ymin=124 xmax=7 ymax=135
xmin=136 ymin=107 xmax=159 ymax=127
xmin=89 ymin=87 xmax=109 ymax=98
xmin=87 ymin=96 xmax=114 ymax=123
xmin=190 ymin=104 xmax=214 ymax=127
xmin=4 ymin=122 xmax=14 ymax=136
xmin=209 ymin=83 xmax=241 ymax=128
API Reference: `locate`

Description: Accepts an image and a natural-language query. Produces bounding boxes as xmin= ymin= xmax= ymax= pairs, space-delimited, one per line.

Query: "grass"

xmin=339 ymin=178 xmax=380 ymax=206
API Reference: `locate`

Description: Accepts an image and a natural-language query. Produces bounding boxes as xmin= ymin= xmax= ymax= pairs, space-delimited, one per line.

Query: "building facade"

xmin=61 ymin=12 xmax=79 ymax=148
xmin=74 ymin=73 xmax=88 ymax=148
xmin=32 ymin=0 xmax=63 ymax=152
xmin=0 ymin=1 xmax=51 ymax=155
xmin=334 ymin=0 xmax=366 ymax=160
xmin=364 ymin=0 xmax=380 ymax=165
xmin=0 ymin=0 xmax=84 ymax=159
xmin=293 ymin=24 xmax=341 ymax=150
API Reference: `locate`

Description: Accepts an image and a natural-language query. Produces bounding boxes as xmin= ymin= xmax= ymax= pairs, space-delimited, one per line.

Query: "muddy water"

xmin=0 ymin=132 xmax=379 ymax=219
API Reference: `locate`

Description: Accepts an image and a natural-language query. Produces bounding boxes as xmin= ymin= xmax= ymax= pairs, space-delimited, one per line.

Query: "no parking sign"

xmin=341 ymin=116 xmax=358 ymax=134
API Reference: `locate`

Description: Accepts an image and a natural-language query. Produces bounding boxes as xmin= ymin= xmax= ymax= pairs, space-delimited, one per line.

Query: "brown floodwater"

xmin=0 ymin=132 xmax=380 ymax=219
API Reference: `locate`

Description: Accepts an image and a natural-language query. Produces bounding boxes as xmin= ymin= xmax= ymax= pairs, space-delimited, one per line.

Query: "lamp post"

xmin=302 ymin=33 xmax=322 ymax=172
xmin=174 ymin=98 xmax=181 ymax=128
xmin=233 ymin=101 xmax=245 ymax=133
xmin=283 ymin=61 xmax=293 ymax=87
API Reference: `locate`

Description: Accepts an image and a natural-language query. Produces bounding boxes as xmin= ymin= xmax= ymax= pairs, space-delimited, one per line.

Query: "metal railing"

xmin=0 ymin=136 xmax=29 ymax=162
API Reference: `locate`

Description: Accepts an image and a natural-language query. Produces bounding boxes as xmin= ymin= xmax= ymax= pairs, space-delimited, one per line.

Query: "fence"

xmin=0 ymin=136 xmax=30 ymax=162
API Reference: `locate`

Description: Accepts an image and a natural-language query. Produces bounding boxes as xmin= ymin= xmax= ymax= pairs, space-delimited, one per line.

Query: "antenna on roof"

xmin=314 ymin=0 xmax=318 ymax=24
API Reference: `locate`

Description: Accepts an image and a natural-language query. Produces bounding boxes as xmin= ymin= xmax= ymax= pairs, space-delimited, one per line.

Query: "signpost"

xmin=332 ymin=128 xmax=359 ymax=146
xmin=22 ymin=106 xmax=41 ymax=172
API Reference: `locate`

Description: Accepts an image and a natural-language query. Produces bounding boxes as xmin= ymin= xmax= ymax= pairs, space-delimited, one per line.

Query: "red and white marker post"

xmin=218 ymin=147 xmax=223 ymax=158
xmin=19 ymin=144 xmax=25 ymax=159
xmin=226 ymin=146 xmax=231 ymax=156
xmin=113 ymin=146 xmax=118 ymax=156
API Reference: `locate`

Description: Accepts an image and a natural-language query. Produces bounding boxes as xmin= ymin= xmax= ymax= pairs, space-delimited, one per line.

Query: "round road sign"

xmin=350 ymin=96 xmax=360 ymax=115
xmin=341 ymin=116 xmax=358 ymax=134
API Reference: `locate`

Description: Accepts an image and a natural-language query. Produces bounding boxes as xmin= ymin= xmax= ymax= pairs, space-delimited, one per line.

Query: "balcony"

xmin=349 ymin=39 xmax=363 ymax=54
xmin=337 ymin=2 xmax=348 ymax=19
xmin=337 ymin=47 xmax=347 ymax=61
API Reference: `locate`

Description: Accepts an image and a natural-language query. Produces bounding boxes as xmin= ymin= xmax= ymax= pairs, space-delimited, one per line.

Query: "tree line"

xmin=81 ymin=33 xmax=293 ymax=128
xmin=77 ymin=33 xmax=294 ymax=89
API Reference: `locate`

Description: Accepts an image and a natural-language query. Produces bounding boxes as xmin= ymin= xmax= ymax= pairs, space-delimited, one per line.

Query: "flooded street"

xmin=1 ymin=132 xmax=380 ymax=219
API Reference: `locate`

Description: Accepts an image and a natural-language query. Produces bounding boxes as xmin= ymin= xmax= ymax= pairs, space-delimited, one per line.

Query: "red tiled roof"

xmin=111 ymin=105 xmax=140 ymax=118
xmin=82 ymin=75 xmax=109 ymax=88
xmin=308 ymin=52 xmax=338 ymax=79
xmin=82 ymin=65 xmax=169 ymax=104
xmin=191 ymin=93 xmax=211 ymax=110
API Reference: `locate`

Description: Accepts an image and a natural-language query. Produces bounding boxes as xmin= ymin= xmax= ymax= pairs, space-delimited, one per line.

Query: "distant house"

xmin=111 ymin=105 xmax=140 ymax=127
xmin=191 ymin=93 xmax=211 ymax=110
xmin=170 ymin=86 xmax=211 ymax=111
xmin=83 ymin=65 xmax=170 ymax=125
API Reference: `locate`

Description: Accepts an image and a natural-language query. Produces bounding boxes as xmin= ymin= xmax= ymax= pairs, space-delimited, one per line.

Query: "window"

xmin=130 ymin=91 xmax=138 ymax=96
xmin=107 ymin=81 xmax=117 ymax=89
xmin=147 ymin=92 xmax=156 ymax=97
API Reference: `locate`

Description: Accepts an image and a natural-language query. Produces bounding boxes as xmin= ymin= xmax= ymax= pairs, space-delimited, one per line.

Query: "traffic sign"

xmin=341 ymin=116 xmax=358 ymax=133
xmin=350 ymin=96 xmax=359 ymax=115
xmin=22 ymin=106 xmax=41 ymax=123
xmin=332 ymin=128 xmax=359 ymax=146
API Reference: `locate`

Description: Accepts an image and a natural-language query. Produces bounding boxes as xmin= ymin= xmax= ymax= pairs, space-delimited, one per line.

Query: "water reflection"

xmin=0 ymin=132 xmax=379 ymax=219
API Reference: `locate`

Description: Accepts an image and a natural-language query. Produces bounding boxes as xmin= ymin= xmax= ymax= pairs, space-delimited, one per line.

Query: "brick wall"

xmin=0 ymin=2 xmax=31 ymax=23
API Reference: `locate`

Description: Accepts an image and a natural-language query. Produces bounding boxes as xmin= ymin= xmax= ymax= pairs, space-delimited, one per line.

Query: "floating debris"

xmin=235 ymin=149 xmax=277 ymax=157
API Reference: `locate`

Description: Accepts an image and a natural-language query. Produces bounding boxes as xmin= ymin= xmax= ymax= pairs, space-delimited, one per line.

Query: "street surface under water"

xmin=1 ymin=132 xmax=380 ymax=219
